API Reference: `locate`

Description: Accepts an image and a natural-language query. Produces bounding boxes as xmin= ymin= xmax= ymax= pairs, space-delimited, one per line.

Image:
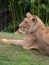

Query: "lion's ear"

xmin=26 ymin=12 xmax=31 ymax=17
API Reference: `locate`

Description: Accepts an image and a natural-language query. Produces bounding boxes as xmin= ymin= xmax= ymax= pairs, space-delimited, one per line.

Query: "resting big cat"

xmin=1 ymin=12 xmax=49 ymax=55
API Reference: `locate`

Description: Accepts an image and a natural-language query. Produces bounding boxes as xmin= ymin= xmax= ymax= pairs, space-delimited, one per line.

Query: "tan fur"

xmin=1 ymin=12 xmax=49 ymax=55
xmin=15 ymin=12 xmax=49 ymax=34
xmin=47 ymin=27 xmax=49 ymax=32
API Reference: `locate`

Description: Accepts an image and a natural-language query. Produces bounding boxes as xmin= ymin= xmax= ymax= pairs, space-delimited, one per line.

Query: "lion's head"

xmin=19 ymin=12 xmax=46 ymax=34
xmin=17 ymin=12 xmax=33 ymax=34
xmin=15 ymin=12 xmax=46 ymax=34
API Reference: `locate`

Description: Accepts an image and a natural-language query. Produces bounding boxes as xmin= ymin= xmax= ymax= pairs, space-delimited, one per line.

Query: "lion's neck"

xmin=34 ymin=24 xmax=47 ymax=39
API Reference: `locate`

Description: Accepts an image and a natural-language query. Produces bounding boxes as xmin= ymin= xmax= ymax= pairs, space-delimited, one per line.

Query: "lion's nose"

xmin=19 ymin=23 xmax=24 ymax=27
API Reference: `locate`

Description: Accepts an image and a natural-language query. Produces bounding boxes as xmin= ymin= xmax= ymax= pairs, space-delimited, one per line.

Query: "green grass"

xmin=0 ymin=32 xmax=49 ymax=65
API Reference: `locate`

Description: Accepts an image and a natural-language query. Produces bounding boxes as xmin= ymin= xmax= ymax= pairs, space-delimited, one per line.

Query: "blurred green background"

xmin=0 ymin=0 xmax=49 ymax=32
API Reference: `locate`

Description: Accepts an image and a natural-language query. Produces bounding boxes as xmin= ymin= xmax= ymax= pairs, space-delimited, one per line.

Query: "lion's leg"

xmin=1 ymin=39 xmax=12 ymax=44
xmin=1 ymin=39 xmax=23 ymax=46
xmin=22 ymin=44 xmax=38 ymax=50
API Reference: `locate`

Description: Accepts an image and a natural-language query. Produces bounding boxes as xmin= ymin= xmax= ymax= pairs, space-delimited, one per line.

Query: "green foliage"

xmin=0 ymin=0 xmax=49 ymax=32
xmin=7 ymin=23 xmax=14 ymax=32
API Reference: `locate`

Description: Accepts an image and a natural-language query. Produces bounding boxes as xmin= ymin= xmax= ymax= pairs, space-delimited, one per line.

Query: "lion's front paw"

xmin=1 ymin=39 xmax=10 ymax=44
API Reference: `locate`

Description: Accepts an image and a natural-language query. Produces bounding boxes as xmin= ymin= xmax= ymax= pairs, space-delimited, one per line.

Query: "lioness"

xmin=1 ymin=13 xmax=49 ymax=55
xmin=15 ymin=12 xmax=33 ymax=34
xmin=15 ymin=12 xmax=49 ymax=34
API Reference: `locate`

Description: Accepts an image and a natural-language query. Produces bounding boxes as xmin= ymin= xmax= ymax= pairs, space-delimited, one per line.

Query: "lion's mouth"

xmin=18 ymin=27 xmax=26 ymax=34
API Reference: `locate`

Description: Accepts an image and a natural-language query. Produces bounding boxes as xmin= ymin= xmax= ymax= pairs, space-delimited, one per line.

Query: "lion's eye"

xmin=32 ymin=19 xmax=35 ymax=21
xmin=25 ymin=21 xmax=27 ymax=23
xmin=32 ymin=18 xmax=37 ymax=23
